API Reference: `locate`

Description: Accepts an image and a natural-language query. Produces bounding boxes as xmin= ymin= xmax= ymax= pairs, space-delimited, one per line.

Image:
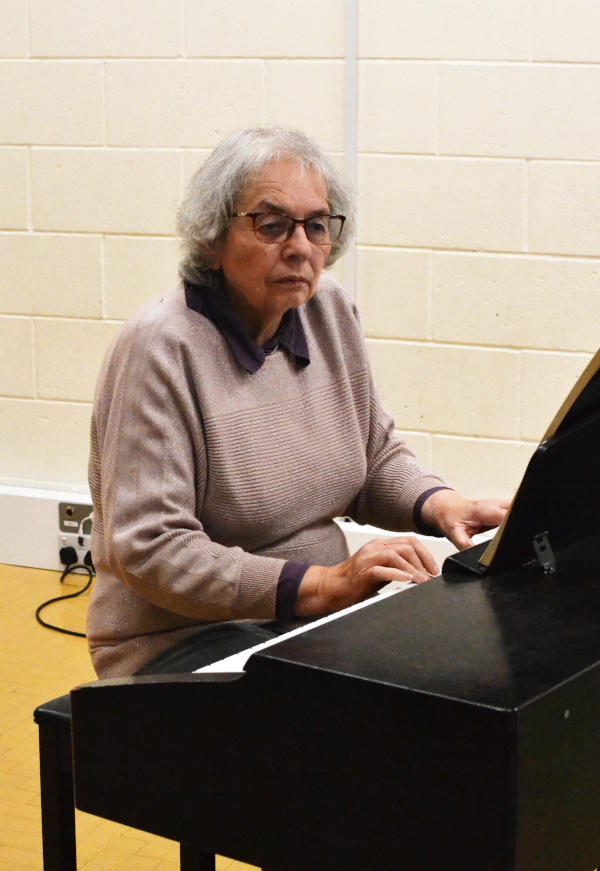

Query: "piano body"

xmin=69 ymin=349 xmax=600 ymax=870
xmin=71 ymin=537 xmax=600 ymax=871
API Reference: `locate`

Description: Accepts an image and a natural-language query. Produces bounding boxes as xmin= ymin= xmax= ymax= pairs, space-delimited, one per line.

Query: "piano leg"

xmin=179 ymin=843 xmax=215 ymax=871
xmin=37 ymin=721 xmax=77 ymax=871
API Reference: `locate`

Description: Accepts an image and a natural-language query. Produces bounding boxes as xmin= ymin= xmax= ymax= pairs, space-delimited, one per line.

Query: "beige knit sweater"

xmin=87 ymin=275 xmax=446 ymax=676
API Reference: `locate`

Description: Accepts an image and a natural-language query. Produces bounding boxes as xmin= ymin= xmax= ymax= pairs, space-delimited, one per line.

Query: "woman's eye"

xmin=307 ymin=219 xmax=328 ymax=236
xmin=257 ymin=215 xmax=288 ymax=236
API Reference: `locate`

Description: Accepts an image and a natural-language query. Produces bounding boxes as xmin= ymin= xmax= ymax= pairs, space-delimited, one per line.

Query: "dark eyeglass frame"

xmin=232 ymin=211 xmax=346 ymax=245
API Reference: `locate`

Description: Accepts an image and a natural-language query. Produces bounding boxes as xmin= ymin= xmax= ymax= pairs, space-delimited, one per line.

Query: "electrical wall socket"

xmin=58 ymin=501 xmax=93 ymax=573
xmin=58 ymin=531 xmax=92 ymax=574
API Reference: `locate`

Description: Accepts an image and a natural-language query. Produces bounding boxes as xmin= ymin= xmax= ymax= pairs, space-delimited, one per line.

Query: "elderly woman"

xmin=87 ymin=126 xmax=506 ymax=678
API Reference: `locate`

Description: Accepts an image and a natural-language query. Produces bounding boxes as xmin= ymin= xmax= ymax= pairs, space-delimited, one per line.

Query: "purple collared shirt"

xmin=184 ymin=280 xmax=309 ymax=374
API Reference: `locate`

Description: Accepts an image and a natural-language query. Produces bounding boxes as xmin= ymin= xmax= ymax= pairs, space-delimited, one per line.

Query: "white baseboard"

xmin=0 ymin=485 xmax=459 ymax=574
xmin=0 ymin=484 xmax=92 ymax=572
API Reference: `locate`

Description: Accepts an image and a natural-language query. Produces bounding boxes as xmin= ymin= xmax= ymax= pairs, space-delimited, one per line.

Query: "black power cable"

xmin=35 ymin=562 xmax=94 ymax=638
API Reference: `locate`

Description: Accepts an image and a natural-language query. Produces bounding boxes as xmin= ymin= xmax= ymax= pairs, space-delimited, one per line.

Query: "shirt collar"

xmin=184 ymin=280 xmax=310 ymax=374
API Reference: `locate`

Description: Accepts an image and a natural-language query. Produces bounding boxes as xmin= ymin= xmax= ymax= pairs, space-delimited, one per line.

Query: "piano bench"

xmin=33 ymin=693 xmax=217 ymax=871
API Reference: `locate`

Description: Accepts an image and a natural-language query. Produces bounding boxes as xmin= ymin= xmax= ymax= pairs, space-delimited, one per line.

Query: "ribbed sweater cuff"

xmin=413 ymin=486 xmax=453 ymax=537
xmin=276 ymin=561 xmax=309 ymax=620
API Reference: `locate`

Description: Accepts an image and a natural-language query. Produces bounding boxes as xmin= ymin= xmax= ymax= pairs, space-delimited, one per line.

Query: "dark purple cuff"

xmin=276 ymin=561 xmax=309 ymax=620
xmin=413 ymin=486 xmax=453 ymax=537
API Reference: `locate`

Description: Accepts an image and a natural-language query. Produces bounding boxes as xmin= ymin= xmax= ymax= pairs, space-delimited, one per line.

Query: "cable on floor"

xmin=35 ymin=562 xmax=94 ymax=638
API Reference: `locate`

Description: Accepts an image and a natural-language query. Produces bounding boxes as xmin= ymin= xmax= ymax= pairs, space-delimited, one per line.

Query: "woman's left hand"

xmin=420 ymin=489 xmax=510 ymax=551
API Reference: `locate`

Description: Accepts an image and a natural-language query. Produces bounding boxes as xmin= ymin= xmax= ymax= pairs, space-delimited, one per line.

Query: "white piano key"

xmin=195 ymin=583 xmax=414 ymax=674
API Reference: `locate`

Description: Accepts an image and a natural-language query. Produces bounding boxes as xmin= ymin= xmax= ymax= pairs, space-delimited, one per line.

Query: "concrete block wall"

xmin=357 ymin=0 xmax=599 ymax=498
xmin=0 ymin=0 xmax=598 ymax=509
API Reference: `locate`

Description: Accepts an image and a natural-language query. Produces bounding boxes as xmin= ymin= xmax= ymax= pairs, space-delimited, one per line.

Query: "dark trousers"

xmin=134 ymin=620 xmax=288 ymax=675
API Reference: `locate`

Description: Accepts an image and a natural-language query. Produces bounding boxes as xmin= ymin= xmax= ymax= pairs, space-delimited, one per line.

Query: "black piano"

xmin=70 ymin=537 xmax=600 ymax=871
xmin=70 ymin=362 xmax=600 ymax=870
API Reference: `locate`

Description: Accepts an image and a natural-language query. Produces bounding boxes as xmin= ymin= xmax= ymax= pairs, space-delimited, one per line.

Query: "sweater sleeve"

xmin=89 ymin=314 xmax=285 ymax=624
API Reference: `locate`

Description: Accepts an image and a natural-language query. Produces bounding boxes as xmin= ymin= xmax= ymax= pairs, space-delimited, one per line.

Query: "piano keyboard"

xmin=195 ymin=580 xmax=414 ymax=674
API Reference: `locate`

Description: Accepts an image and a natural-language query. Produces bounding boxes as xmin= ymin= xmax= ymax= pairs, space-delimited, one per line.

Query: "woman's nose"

xmin=283 ymin=223 xmax=313 ymax=256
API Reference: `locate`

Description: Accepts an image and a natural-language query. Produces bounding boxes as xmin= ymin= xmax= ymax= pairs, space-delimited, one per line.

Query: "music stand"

xmin=444 ymin=348 xmax=600 ymax=576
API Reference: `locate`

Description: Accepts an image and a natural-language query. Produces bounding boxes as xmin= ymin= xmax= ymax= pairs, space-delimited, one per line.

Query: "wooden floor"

xmin=0 ymin=562 xmax=259 ymax=871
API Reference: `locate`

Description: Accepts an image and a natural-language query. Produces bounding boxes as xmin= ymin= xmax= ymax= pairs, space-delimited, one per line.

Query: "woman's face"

xmin=211 ymin=159 xmax=332 ymax=345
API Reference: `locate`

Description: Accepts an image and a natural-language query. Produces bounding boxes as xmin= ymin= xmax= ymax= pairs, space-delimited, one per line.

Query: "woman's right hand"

xmin=295 ymin=536 xmax=440 ymax=617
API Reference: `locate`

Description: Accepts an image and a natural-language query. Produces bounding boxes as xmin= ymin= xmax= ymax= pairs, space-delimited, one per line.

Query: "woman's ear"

xmin=205 ymin=244 xmax=222 ymax=271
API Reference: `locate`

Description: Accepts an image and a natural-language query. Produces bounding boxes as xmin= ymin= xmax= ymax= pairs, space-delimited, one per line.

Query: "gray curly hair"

xmin=177 ymin=126 xmax=355 ymax=288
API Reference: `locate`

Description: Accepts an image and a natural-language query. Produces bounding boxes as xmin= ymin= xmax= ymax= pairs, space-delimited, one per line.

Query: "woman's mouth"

xmin=277 ymin=275 xmax=310 ymax=285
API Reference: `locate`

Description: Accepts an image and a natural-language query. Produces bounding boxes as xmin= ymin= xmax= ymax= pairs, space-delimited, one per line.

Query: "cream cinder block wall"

xmin=358 ymin=0 xmax=599 ymax=499
xmin=1 ymin=0 xmax=598 ymax=509
xmin=0 ymin=0 xmax=345 ymax=490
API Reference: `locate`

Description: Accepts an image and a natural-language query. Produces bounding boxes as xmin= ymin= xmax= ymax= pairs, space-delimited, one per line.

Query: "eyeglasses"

xmin=232 ymin=211 xmax=345 ymax=246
